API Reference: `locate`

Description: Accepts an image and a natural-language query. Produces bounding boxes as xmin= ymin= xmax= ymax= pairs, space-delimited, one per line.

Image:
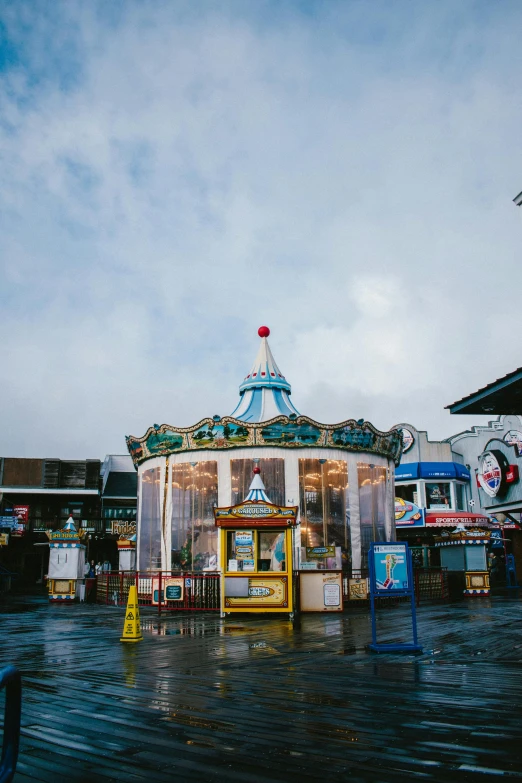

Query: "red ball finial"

xmin=253 ymin=466 xmax=261 ymax=474
xmin=258 ymin=325 xmax=270 ymax=338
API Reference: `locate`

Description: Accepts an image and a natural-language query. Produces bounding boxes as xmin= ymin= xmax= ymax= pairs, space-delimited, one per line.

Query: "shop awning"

xmin=395 ymin=462 xmax=471 ymax=481
xmin=425 ymin=512 xmax=491 ymax=527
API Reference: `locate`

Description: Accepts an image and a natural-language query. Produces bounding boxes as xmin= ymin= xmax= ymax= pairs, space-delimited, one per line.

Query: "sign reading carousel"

xmin=127 ymin=326 xmax=403 ymax=596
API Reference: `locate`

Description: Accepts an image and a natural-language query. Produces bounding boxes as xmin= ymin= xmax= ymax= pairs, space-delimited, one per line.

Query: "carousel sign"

xmin=214 ymin=500 xmax=298 ymax=526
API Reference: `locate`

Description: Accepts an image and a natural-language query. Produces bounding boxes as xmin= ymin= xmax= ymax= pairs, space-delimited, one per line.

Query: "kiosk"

xmin=215 ymin=468 xmax=298 ymax=616
xmin=435 ymin=529 xmax=491 ymax=596
xmin=46 ymin=517 xmax=86 ymax=601
xmin=117 ymin=533 xmax=137 ymax=572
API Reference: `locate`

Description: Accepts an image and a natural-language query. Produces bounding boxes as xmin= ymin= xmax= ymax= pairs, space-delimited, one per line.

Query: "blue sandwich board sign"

xmin=368 ymin=542 xmax=422 ymax=654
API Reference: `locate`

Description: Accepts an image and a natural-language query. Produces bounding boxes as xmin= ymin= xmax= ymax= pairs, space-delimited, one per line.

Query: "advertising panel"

xmin=394 ymin=498 xmax=425 ymax=527
xmin=372 ymin=544 xmax=409 ymax=591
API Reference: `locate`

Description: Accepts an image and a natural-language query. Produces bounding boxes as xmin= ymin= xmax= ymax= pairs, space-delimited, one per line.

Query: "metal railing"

xmin=0 ymin=666 xmax=21 ymax=783
xmin=414 ymin=567 xmax=450 ymax=603
xmin=96 ymin=571 xmax=221 ymax=612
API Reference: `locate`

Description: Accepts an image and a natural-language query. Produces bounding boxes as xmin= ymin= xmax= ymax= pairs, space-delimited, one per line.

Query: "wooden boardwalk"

xmin=1 ymin=596 xmax=522 ymax=782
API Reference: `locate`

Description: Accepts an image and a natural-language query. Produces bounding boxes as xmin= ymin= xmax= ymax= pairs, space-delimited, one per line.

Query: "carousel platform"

xmin=1 ymin=596 xmax=522 ymax=782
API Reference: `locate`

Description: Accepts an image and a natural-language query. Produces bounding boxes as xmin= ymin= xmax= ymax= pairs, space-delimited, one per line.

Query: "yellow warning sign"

xmin=120 ymin=585 xmax=143 ymax=643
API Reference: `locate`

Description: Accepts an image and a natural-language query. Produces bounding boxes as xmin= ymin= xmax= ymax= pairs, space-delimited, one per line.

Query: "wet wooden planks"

xmin=1 ymin=597 xmax=522 ymax=781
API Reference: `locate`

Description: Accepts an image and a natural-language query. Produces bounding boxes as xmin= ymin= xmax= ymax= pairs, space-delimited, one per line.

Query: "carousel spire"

xmin=244 ymin=466 xmax=271 ymax=502
xmin=230 ymin=326 xmax=300 ymax=422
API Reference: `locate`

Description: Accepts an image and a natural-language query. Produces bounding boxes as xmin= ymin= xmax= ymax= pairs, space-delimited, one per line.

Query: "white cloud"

xmin=1 ymin=2 xmax=522 ymax=456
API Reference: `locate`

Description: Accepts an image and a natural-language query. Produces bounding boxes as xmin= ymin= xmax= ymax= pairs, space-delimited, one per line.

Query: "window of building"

xmin=455 ymin=483 xmax=465 ymax=511
xmin=425 ymin=483 xmax=451 ymax=510
xmin=395 ymin=483 xmax=419 ymax=505
xmin=299 ymin=459 xmax=349 ymax=564
xmin=226 ymin=530 xmax=286 ymax=573
xmin=231 ymin=459 xmax=285 ymax=507
xmin=171 ymin=462 xmax=218 ymax=572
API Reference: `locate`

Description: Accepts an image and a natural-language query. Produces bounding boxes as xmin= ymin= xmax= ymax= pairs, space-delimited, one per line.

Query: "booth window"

xmin=395 ymin=482 xmax=419 ymax=505
xmin=299 ymin=459 xmax=349 ymax=564
xmin=426 ymin=483 xmax=451 ymax=510
xmin=231 ymin=458 xmax=285 ymax=507
xmin=226 ymin=530 xmax=286 ymax=573
xmin=171 ymin=462 xmax=218 ymax=572
xmin=358 ymin=463 xmax=387 ymax=567
xmin=139 ymin=467 xmax=162 ymax=571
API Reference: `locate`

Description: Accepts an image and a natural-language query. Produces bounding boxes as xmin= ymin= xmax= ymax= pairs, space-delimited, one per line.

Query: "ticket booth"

xmin=435 ymin=529 xmax=491 ymax=597
xmin=214 ymin=468 xmax=298 ymax=616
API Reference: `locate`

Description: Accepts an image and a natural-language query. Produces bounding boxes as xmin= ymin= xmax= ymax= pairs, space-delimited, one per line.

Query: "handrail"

xmin=0 ymin=666 xmax=21 ymax=783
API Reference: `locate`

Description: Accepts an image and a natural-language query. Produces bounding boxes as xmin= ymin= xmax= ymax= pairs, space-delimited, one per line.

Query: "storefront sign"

xmin=306 ymin=546 xmax=336 ymax=559
xmin=401 ymin=428 xmax=414 ymax=453
xmin=477 ymin=449 xmax=519 ymax=499
xmin=47 ymin=529 xmax=81 ymax=541
xmin=111 ymin=521 xmax=136 ymax=536
xmin=425 ymin=512 xmax=491 ymax=527
xmin=504 ymin=430 xmax=522 ymax=456
xmin=372 ymin=544 xmax=408 ymax=591
xmin=394 ymin=498 xmax=425 ymax=527
xmin=0 ymin=533 xmax=9 ymax=546
xmin=215 ymin=500 xmax=298 ymax=525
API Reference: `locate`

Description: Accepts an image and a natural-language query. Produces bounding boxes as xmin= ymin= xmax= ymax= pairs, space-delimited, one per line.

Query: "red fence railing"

xmin=96 ymin=571 xmax=220 ymax=612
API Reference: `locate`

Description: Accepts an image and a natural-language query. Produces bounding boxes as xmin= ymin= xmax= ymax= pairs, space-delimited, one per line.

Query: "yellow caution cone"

xmin=120 ymin=585 xmax=143 ymax=643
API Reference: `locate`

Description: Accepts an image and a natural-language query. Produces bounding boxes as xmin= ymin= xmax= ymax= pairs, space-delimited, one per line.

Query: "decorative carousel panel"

xmin=126 ymin=416 xmax=403 ymax=467
xmin=187 ymin=419 xmax=254 ymax=450
xmin=257 ymin=418 xmax=323 ymax=447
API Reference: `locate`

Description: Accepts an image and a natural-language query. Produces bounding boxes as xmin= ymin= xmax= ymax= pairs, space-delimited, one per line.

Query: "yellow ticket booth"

xmin=214 ymin=467 xmax=298 ymax=616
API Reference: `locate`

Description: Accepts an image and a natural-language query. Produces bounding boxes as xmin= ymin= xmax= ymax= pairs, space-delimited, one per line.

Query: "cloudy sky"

xmin=1 ymin=1 xmax=522 ymax=459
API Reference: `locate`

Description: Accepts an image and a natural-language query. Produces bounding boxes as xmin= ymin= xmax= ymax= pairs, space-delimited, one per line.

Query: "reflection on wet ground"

xmin=1 ymin=596 xmax=522 ymax=781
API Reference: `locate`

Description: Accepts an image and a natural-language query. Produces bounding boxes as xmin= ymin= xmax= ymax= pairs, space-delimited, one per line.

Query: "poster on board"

xmin=372 ymin=544 xmax=409 ymax=591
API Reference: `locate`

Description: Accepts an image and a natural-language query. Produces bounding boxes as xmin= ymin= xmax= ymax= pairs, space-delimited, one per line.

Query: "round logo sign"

xmin=504 ymin=430 xmax=522 ymax=456
xmin=401 ymin=428 xmax=414 ymax=453
xmin=478 ymin=450 xmax=505 ymax=498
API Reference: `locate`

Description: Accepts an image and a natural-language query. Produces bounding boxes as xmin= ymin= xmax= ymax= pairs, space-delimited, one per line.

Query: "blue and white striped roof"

xmin=244 ymin=471 xmax=271 ymax=503
xmin=230 ymin=327 xmax=300 ymax=422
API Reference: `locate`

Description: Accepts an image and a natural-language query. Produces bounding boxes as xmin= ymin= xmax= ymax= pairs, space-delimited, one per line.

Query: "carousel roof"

xmin=230 ymin=326 xmax=300 ymax=422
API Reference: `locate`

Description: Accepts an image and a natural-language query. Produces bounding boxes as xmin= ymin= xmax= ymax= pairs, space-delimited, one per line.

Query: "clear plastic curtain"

xmin=139 ymin=467 xmax=162 ymax=570
xmin=171 ymin=462 xmax=218 ymax=571
xmin=358 ymin=463 xmax=387 ymax=567
xmin=230 ymin=458 xmax=285 ymax=506
xmin=298 ymin=459 xmax=349 ymax=561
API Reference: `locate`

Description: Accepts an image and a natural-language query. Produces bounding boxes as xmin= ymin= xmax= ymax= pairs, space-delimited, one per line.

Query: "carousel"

xmin=126 ymin=327 xmax=403 ymax=587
